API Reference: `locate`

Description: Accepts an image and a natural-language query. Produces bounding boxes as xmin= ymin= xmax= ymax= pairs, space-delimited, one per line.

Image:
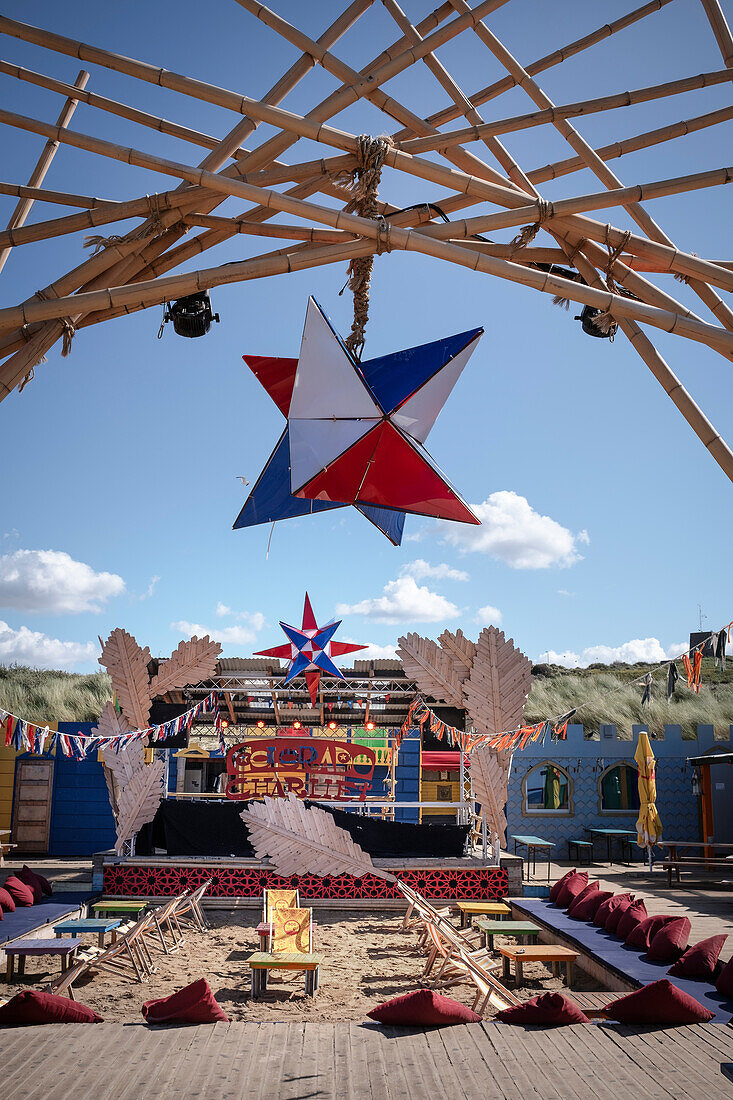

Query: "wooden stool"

xmin=499 ymin=945 xmax=579 ymax=986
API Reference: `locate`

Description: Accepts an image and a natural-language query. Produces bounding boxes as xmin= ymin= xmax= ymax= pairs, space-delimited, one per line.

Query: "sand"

xmin=1 ymin=909 xmax=602 ymax=1022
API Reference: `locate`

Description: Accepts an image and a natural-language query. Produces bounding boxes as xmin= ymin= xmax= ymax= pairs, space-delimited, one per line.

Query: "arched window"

xmin=599 ymin=763 xmax=640 ymax=813
xmin=523 ymin=763 xmax=572 ymax=814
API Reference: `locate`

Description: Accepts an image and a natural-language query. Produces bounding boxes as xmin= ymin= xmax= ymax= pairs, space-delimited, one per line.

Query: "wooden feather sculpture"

xmin=99 ymin=628 xmax=152 ymax=730
xmin=241 ymin=793 xmax=396 ymax=881
xmin=437 ymin=628 xmax=476 ymax=684
xmin=470 ymin=745 xmax=510 ymax=851
xmin=113 ymin=749 xmax=165 ymax=854
xmin=147 ymin=635 xmax=222 ymax=698
xmin=396 ymin=632 xmax=465 ymax=707
xmin=461 ymin=627 xmax=532 ymax=739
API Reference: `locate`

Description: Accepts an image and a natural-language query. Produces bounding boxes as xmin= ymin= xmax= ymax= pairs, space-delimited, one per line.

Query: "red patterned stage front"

xmin=103 ymin=862 xmax=508 ymax=901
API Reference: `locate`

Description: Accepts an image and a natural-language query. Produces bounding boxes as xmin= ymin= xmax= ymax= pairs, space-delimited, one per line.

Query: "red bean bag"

xmin=569 ymin=890 xmax=613 ymax=922
xmin=0 ymin=990 xmax=102 ymax=1026
xmin=555 ymin=871 xmax=589 ymax=909
xmin=625 ymin=915 xmax=676 ymax=952
xmin=647 ymin=917 xmax=691 ymax=963
xmin=0 ymin=886 xmax=15 ymax=913
xmin=496 ymin=992 xmax=590 ymax=1026
xmin=668 ymin=935 xmax=727 ymax=980
xmin=550 ymin=869 xmax=577 ymax=904
xmin=715 ymin=956 xmax=733 ymax=997
xmin=367 ymin=989 xmax=481 ymax=1026
xmin=2 ymin=876 xmax=34 ymax=907
xmin=603 ymin=893 xmax=634 ymax=933
xmin=603 ymin=979 xmax=714 ymax=1024
xmin=615 ymin=900 xmax=647 ymax=941
xmin=568 ymin=880 xmax=599 ymax=908
xmin=17 ymin=865 xmax=52 ymax=899
xmin=142 ymin=979 xmax=229 ymax=1025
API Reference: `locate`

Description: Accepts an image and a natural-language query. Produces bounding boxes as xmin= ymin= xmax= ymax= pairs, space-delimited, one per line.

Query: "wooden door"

xmin=12 ymin=758 xmax=54 ymax=853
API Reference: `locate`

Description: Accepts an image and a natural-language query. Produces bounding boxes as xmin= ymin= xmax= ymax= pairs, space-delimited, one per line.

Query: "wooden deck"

xmin=0 ymin=1021 xmax=731 ymax=1098
xmin=545 ymin=861 xmax=733 ymax=963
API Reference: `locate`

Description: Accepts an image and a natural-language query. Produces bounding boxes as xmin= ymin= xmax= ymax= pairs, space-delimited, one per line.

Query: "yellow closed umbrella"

xmin=635 ymin=731 xmax=663 ymax=868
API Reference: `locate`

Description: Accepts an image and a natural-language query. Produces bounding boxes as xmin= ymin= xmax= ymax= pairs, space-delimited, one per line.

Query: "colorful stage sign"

xmin=225 ymin=737 xmax=376 ymax=801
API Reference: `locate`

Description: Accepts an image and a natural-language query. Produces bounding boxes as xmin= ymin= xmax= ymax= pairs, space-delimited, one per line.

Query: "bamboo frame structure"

xmin=0 ymin=1 xmax=731 ymax=482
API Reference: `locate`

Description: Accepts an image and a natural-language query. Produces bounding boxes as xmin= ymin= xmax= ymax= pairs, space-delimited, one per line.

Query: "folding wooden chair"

xmin=421 ymin=919 xmax=496 ymax=986
xmin=457 ymin=948 xmax=523 ymax=1015
xmin=174 ymin=880 xmax=211 ymax=932
xmin=144 ymin=893 xmax=188 ymax=955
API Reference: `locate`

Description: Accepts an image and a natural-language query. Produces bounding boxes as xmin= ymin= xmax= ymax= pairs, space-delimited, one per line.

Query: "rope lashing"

xmin=83 ymin=193 xmax=170 ymax=254
xmin=338 ymin=134 xmax=394 ymax=360
xmin=603 ymin=227 xmax=632 ymax=295
xmin=509 ymin=198 xmax=554 ymax=251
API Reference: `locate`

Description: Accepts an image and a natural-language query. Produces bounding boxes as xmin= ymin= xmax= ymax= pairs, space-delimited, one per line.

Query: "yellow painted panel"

xmin=0 ymin=747 xmax=18 ymax=831
xmin=421 ymin=777 xmax=460 ymax=816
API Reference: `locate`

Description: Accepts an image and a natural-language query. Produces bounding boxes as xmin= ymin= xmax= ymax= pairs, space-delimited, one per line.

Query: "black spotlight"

xmin=162 ymin=291 xmax=220 ymax=338
xmin=574 ymin=305 xmax=617 ymax=341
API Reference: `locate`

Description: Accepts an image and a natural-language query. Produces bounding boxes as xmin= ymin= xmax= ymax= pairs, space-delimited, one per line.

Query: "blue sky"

xmin=1 ymin=0 xmax=731 ymax=674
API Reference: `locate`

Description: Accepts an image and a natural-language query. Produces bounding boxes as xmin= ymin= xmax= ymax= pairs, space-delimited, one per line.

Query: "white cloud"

xmin=399 ymin=559 xmax=469 ymax=582
xmin=336 ymin=576 xmax=459 ymax=624
xmin=441 ymin=491 xmax=585 ymax=569
xmin=139 ymin=575 xmax=160 ymax=601
xmin=577 ymin=529 xmax=590 ymax=545
xmin=0 ymin=620 xmax=95 ymax=669
xmin=216 ymin=602 xmax=232 ymax=617
xmin=172 ymin=619 xmax=261 ymax=646
xmin=342 ymin=640 xmax=398 ymax=662
xmin=0 ymin=549 xmax=125 ymax=613
xmin=475 ymin=604 xmax=503 ymax=626
xmin=540 ymin=637 xmax=686 ymax=668
xmin=214 ymin=603 xmax=264 ymax=633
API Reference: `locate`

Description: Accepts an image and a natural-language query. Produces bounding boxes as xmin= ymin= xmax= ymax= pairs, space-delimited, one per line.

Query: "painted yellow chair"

xmin=262 ymin=888 xmax=299 ymax=923
xmin=247 ymin=907 xmax=321 ymax=998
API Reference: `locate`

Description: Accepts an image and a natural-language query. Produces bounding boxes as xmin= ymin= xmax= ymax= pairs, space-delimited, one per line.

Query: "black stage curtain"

xmin=137 ymin=799 xmax=468 ymax=859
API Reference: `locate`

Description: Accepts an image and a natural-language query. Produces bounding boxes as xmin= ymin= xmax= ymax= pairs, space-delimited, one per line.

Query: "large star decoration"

xmin=255 ymin=592 xmax=367 ymax=706
xmin=233 ymin=297 xmax=483 ymax=545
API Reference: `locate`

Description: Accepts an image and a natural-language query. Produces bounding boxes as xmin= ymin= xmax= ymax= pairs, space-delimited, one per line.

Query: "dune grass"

xmin=0 ymin=665 xmax=112 ymax=724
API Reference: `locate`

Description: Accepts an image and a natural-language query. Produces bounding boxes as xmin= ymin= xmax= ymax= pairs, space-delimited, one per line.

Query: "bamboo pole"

xmin=528 ymin=104 xmax=733 ymax=184
xmin=397 ymin=67 xmax=733 ymax=154
xmin=699 ymin=0 xmax=733 ymax=66
xmin=0 ymin=180 xmax=115 ymax=209
xmin=400 ymin=0 xmax=678 ymax=135
xmin=180 ymin=214 xmax=356 ymax=243
xmin=0 ymin=69 xmax=88 ymax=275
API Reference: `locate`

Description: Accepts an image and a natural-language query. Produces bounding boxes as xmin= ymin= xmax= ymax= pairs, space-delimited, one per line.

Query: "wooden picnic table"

xmin=92 ymin=900 xmax=148 ymax=918
xmin=510 ymin=835 xmax=555 ymax=881
xmin=473 ymin=918 xmax=541 ymax=952
xmin=660 ymin=840 xmax=733 ymax=859
xmin=585 ymin=827 xmax=637 ymax=865
xmin=456 ymin=901 xmax=511 ymax=928
xmin=499 ymin=944 xmax=579 ymax=987
xmin=5 ymin=937 xmax=82 ymax=981
xmin=247 ymin=952 xmax=322 ymax=997
xmin=55 ymin=918 xmax=121 ymax=948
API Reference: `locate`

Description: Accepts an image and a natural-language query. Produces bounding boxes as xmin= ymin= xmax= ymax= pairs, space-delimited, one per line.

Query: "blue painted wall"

xmin=394 ymin=730 xmax=421 ymax=823
xmin=506 ymin=723 xmax=732 ymax=859
xmin=49 ymin=722 xmax=116 ymax=856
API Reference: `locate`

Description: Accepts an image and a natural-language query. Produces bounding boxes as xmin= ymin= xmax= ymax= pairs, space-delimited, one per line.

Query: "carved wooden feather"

xmin=114 ymin=752 xmax=165 ymax=854
xmin=148 ymin=635 xmax=222 ymax=698
xmin=241 ymin=794 xmax=396 ymax=881
xmin=95 ymin=702 xmax=134 ymax=817
xmin=438 ymin=628 xmax=476 ymax=684
xmin=99 ymin=628 xmax=152 ymax=730
xmin=461 ymin=627 xmax=532 ymax=738
xmin=471 ymin=745 xmax=509 ymax=850
xmin=396 ymin=632 xmax=465 ymax=706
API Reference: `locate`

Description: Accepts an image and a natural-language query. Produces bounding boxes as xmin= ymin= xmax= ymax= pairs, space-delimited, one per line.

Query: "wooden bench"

xmin=5 ymin=937 xmax=82 ymax=981
xmin=499 ymin=944 xmax=579 ymax=986
xmin=246 ymin=951 xmax=322 ymax=997
xmin=567 ymin=839 xmax=593 ymax=865
xmin=474 ymin=919 xmax=541 ymax=952
xmin=661 ymin=858 xmax=733 ymax=887
xmin=456 ymin=901 xmax=511 ymax=928
xmin=55 ymin=918 xmax=122 ymax=949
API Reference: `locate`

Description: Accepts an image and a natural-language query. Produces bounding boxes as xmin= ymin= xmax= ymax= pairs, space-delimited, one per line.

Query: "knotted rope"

xmin=19 ymin=290 xmax=75 ymax=391
xmin=509 ymin=198 xmax=554 ymax=251
xmin=83 ymin=193 xmax=170 ymax=255
xmin=593 ymin=226 xmax=632 ymax=337
xmin=337 ymin=135 xmax=394 ymax=359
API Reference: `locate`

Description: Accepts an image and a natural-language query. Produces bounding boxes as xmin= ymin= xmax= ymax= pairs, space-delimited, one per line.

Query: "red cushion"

xmin=604 ymin=979 xmax=714 ymax=1024
xmin=0 ymin=886 xmax=16 ymax=913
xmin=603 ymin=893 xmax=634 ymax=933
xmin=569 ymin=890 xmax=613 ymax=922
xmin=2 ymin=876 xmax=34 ymax=907
xmin=555 ymin=871 xmax=589 ymax=908
xmin=550 ymin=869 xmax=576 ymax=904
xmin=497 ymin=992 xmax=590 ymax=1026
xmin=367 ymin=988 xmax=481 ymax=1026
xmin=615 ymin=900 xmax=647 ymax=940
xmin=647 ymin=917 xmax=691 ymax=963
xmin=715 ymin=956 xmax=733 ymax=997
xmin=16 ymin=866 xmax=43 ymax=904
xmin=0 ymin=990 xmax=102 ymax=1026
xmin=625 ymin=915 xmax=675 ymax=951
xmin=142 ymin=979 xmax=229 ymax=1025
xmin=669 ymin=935 xmax=728 ymax=980
xmin=593 ymin=894 xmax=617 ymax=927
xmin=569 ymin=880 xmax=599 ymax=908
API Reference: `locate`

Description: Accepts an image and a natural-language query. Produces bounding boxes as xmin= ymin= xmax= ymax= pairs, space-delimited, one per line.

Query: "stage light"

xmin=328 ymin=721 xmax=337 ymax=731
xmin=293 ymin=720 xmax=301 ymax=729
xmin=162 ymin=291 xmax=220 ymax=338
xmin=256 ymin=720 xmax=265 ymax=728
xmin=221 ymin=719 xmax=229 ymax=729
xmin=366 ymin=721 xmax=375 ymax=731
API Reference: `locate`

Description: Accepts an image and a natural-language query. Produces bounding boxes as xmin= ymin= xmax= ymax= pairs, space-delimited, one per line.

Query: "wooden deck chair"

xmin=174 ymin=880 xmax=211 ymax=932
xmin=144 ymin=893 xmax=188 ymax=955
xmin=422 ymin=920 xmax=495 ymax=986
xmin=72 ymin=912 xmax=158 ymax=985
xmin=269 ymin=908 xmax=312 ymax=954
xmin=263 ymin=888 xmax=299 ymax=924
xmin=394 ymin=881 xmax=451 ymax=937
xmin=457 ymin=949 xmax=522 ymax=1015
